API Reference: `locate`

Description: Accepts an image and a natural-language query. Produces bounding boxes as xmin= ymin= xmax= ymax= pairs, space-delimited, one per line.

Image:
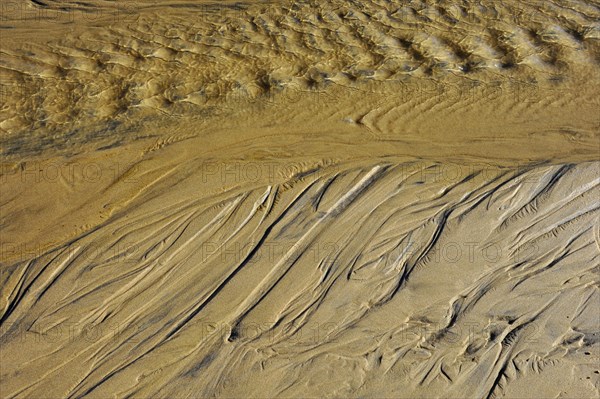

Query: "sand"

xmin=1 ymin=1 xmax=599 ymax=398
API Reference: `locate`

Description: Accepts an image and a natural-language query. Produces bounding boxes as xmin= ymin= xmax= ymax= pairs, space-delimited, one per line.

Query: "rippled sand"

xmin=1 ymin=1 xmax=599 ymax=398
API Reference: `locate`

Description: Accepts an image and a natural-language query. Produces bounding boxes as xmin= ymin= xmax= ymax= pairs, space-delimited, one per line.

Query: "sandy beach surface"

xmin=1 ymin=1 xmax=599 ymax=398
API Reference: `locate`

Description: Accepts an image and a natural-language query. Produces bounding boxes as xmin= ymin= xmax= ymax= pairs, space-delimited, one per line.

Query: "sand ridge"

xmin=1 ymin=158 xmax=599 ymax=398
xmin=1 ymin=0 xmax=599 ymax=157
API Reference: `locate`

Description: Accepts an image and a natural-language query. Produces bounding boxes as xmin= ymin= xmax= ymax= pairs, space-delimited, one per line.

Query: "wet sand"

xmin=1 ymin=1 xmax=599 ymax=398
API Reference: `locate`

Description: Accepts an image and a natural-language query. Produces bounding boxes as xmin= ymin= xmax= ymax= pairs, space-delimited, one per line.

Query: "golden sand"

xmin=1 ymin=1 xmax=599 ymax=398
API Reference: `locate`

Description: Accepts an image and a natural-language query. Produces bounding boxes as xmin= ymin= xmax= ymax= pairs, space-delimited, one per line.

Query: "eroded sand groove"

xmin=1 ymin=159 xmax=599 ymax=398
xmin=1 ymin=0 xmax=599 ymax=156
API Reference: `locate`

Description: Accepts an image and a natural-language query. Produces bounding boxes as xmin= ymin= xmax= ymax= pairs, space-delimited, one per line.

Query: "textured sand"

xmin=1 ymin=1 xmax=599 ymax=398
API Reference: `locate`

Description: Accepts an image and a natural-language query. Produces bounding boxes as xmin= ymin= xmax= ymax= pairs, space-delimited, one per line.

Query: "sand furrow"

xmin=2 ymin=159 xmax=598 ymax=398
